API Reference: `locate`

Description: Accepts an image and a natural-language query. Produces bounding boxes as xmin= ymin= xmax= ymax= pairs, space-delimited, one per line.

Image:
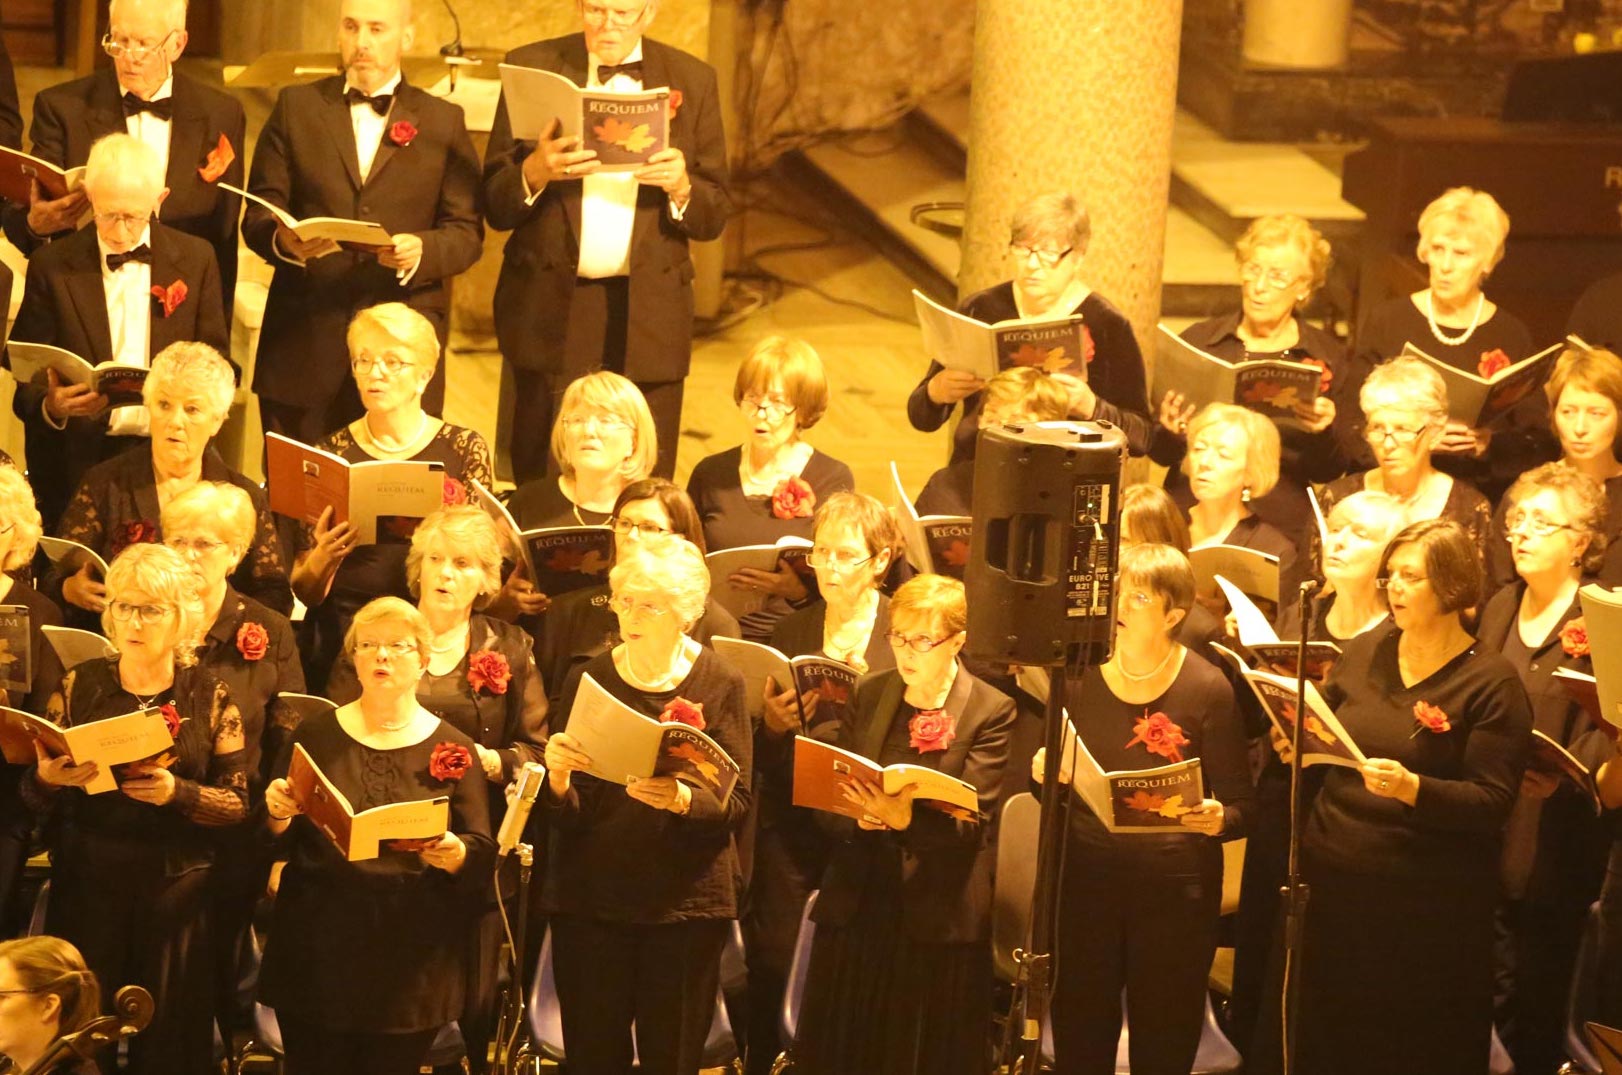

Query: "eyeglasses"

xmin=1505 ymin=513 xmax=1574 ymax=539
xmin=1121 ymin=590 xmax=1153 ymax=609
xmin=350 ymin=353 xmax=414 ymax=376
xmin=806 ymin=548 xmax=875 ymax=571
xmin=1375 ymin=571 xmax=1429 ymax=590
xmin=108 ymin=601 xmax=173 ymax=624
xmin=610 ymin=595 xmax=671 ymax=618
xmin=739 ymin=394 xmax=796 ymax=419
xmin=165 ymin=536 xmax=227 ymax=556
xmin=95 ymin=212 xmax=149 ymax=231
xmin=1008 ymin=243 xmax=1072 ymax=270
xmin=101 ymin=29 xmax=178 ymax=62
xmin=581 ymin=2 xmax=649 ymax=27
xmin=1240 ymin=263 xmax=1301 ymax=291
xmin=885 ymin=631 xmax=957 ymax=653
xmin=610 ymin=518 xmax=673 ymax=538
xmin=1364 ymin=423 xmax=1429 ymax=447
xmin=354 ymin=639 xmax=419 ymax=657
xmin=0 ymin=987 xmax=40 ymax=999
xmin=562 ymin=412 xmax=633 ymax=434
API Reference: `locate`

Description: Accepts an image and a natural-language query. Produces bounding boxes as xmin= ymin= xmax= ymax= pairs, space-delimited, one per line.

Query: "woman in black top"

xmin=52 ymin=343 xmax=291 ymax=628
xmin=537 ymin=479 xmax=739 ymax=709
xmin=25 ymin=544 xmax=247 ymax=1075
xmin=159 ymin=482 xmax=306 ymax=1046
xmin=290 ymin=304 xmax=492 ymax=693
xmin=1153 ymin=215 xmax=1351 ymax=548
xmin=1254 ymin=520 xmax=1533 ymax=1075
xmin=1486 ymin=345 xmax=1622 ymax=587
xmin=325 ymin=507 xmax=547 ymax=1074
xmin=0 ymin=936 xmax=102 ymax=1075
xmin=741 ymin=492 xmax=901 ymax=1075
xmin=1032 ymin=543 xmax=1251 ymax=1074
xmin=1478 ymin=465 xmax=1615 ymax=1074
xmin=1348 ymin=187 xmax=1548 ymax=500
xmin=913 ymin=367 xmax=1069 ymax=519
xmin=791 ymin=573 xmax=1013 ymax=1075
xmin=494 ymin=370 xmax=658 ymax=621
xmin=542 ymin=536 xmax=752 ymax=1075
xmin=687 ymin=336 xmax=855 ymax=639
xmin=906 ymin=191 xmax=1151 ymax=459
xmin=260 ymin=597 xmax=495 ymax=1075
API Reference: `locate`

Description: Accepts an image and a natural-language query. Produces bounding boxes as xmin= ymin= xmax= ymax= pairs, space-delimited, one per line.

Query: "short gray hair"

xmin=406 ymin=506 xmax=505 ymax=605
xmin=1416 ymin=187 xmax=1511 ymax=272
xmin=144 ymin=341 xmax=237 ymax=420
xmin=1360 ymin=355 xmax=1449 ymax=425
xmin=109 ymin=0 xmax=189 ymax=32
xmin=1010 ymin=192 xmax=1091 ymax=258
xmin=83 ymin=133 xmax=164 ymax=201
xmin=610 ymin=534 xmax=709 ymax=630
xmin=0 ymin=467 xmax=43 ymax=573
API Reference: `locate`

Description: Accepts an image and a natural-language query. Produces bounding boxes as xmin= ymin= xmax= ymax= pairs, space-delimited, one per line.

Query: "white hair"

xmin=108 ymin=0 xmax=189 ymax=32
xmin=83 ymin=133 xmax=164 ymax=200
xmin=143 ymin=342 xmax=237 ymax=420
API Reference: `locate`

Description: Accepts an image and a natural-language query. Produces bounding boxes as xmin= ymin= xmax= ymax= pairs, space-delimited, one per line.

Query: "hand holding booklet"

xmin=0 ymin=706 xmax=172 ymax=793
xmin=565 ymin=674 xmax=741 ymax=803
xmin=791 ymin=735 xmax=981 ymax=822
xmin=219 ymin=183 xmax=392 ymax=252
xmin=1054 ymin=715 xmax=1207 ymax=834
xmin=287 ymin=743 xmax=449 ymax=862
xmin=1213 ymin=643 xmax=1365 ymax=769
xmin=1151 ymin=325 xmax=1324 ymax=426
xmin=912 ymin=290 xmax=1088 ymax=382
xmin=7 ymin=342 xmax=148 ymax=408
xmin=709 ymin=637 xmax=858 ymax=728
xmin=498 ymin=64 xmax=671 ymax=171
xmin=265 ymin=432 xmax=445 ymax=545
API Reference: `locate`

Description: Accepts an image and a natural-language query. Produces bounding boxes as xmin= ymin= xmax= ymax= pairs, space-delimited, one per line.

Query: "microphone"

xmin=439 ymin=0 xmax=465 ymax=57
xmin=1299 ymin=579 xmax=1320 ymax=597
xmin=497 ymin=762 xmax=545 ymax=859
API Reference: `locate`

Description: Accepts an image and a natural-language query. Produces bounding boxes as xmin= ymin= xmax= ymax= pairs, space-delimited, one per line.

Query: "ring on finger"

xmin=1378 ymin=779 xmax=1390 ymax=790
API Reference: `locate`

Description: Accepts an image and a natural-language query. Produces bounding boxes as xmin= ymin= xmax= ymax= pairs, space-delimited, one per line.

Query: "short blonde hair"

xmin=161 ymin=482 xmax=257 ymax=565
xmin=1326 ymin=490 xmax=1406 ymax=547
xmin=406 ymin=506 xmax=505 ymax=604
xmin=1360 ymin=355 xmax=1449 ymax=425
xmin=734 ymin=336 xmax=830 ymax=430
xmin=1182 ymin=402 xmax=1281 ymax=500
xmin=102 ymin=543 xmax=204 ymax=666
xmin=1119 ymin=543 xmax=1196 ymax=617
xmin=1505 ymin=462 xmax=1609 ymax=574
xmin=83 ymin=132 xmax=163 ymax=201
xmin=1416 ymin=187 xmax=1511 ymax=272
xmin=347 ymin=302 xmax=441 ymax=377
xmin=610 ymin=534 xmax=709 ymax=630
xmin=344 ymin=596 xmax=432 ymax=662
xmin=1235 ymin=214 xmax=1332 ymax=297
xmin=889 ymin=573 xmax=967 ymax=637
xmin=548 ymin=370 xmax=658 ymax=481
xmin=143 ymin=341 xmax=236 ymax=420
xmin=1546 ymin=345 xmax=1622 ymax=416
xmin=982 ymin=366 xmax=1069 ymax=422
xmin=0 ymin=466 xmax=43 ymax=573
xmin=1010 ymin=191 xmax=1091 ymax=257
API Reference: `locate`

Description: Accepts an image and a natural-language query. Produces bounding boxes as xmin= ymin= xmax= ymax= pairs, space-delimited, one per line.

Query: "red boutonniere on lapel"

xmin=151 ymin=279 xmax=188 ymax=318
xmin=389 ymin=120 xmax=418 ymax=148
xmin=236 ymin=622 xmax=269 ymax=661
xmin=467 ymin=650 xmax=511 ymax=696
xmin=159 ymin=702 xmax=182 ymax=738
xmin=771 ymin=476 xmax=815 ymax=520
xmin=668 ymin=89 xmax=684 ymax=120
xmin=1478 ymin=349 xmax=1511 ymax=378
xmin=197 ymin=133 xmax=235 ymax=183
xmin=1560 ymin=617 xmax=1590 ymax=658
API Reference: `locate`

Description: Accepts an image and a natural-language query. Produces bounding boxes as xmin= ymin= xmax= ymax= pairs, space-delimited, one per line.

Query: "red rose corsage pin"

xmin=442 ymin=476 xmax=467 ymax=507
xmin=159 ymin=702 xmax=182 ymax=738
xmin=198 ymin=132 xmax=235 ymax=183
xmin=1561 ymin=617 xmax=1590 ymax=658
xmin=1478 ymin=349 xmax=1511 ymax=378
xmin=467 ymin=650 xmax=511 ymax=696
xmin=389 ymin=120 xmax=418 ymax=148
xmin=668 ymin=89 xmax=684 ymax=120
xmin=109 ymin=519 xmax=158 ymax=559
xmin=1123 ymin=709 xmax=1190 ymax=763
xmin=771 ymin=476 xmax=816 ymax=520
xmin=428 ymin=741 xmax=473 ymax=782
xmin=151 ymin=280 xmax=188 ymax=318
xmin=660 ymin=697 xmax=707 ymax=731
xmin=1411 ymin=700 xmax=1452 ymax=736
xmin=908 ymin=708 xmax=957 ymax=753
xmin=236 ymin=622 xmax=269 ymax=661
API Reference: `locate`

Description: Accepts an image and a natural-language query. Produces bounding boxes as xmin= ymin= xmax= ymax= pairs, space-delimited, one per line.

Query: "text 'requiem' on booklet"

xmin=467 ymin=478 xmax=614 ymax=597
xmin=0 ymin=605 xmax=30 ymax=696
xmin=705 ymin=537 xmax=814 ymax=621
xmin=287 ymin=742 xmax=450 ymax=862
xmin=7 ymin=342 xmax=149 ymax=409
xmin=791 ymin=734 xmax=980 ymax=822
xmin=566 ymin=673 xmax=741 ymax=803
xmin=1056 ymin=714 xmax=1206 ymax=834
xmin=1400 ymin=340 xmax=1562 ymax=429
xmin=265 ymin=432 xmax=445 ymax=546
xmin=1213 ymin=575 xmax=1340 ymax=685
xmin=889 ymin=461 xmax=972 ymax=580
xmin=0 ymin=706 xmax=170 ymax=793
xmin=497 ymin=64 xmax=671 ymax=171
xmin=1214 ymin=643 xmax=1365 ymax=769
xmin=912 ymin=289 xmax=1088 ymax=383
xmin=710 ymin=636 xmax=858 ymax=729
xmin=1152 ymin=325 xmax=1324 ymax=427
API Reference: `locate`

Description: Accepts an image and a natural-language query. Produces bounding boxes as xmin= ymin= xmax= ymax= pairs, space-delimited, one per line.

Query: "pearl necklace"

xmin=1425 ymin=291 xmax=1485 ymax=347
xmin=362 ymin=411 xmax=429 ymax=457
xmin=1116 ymin=644 xmax=1176 ymax=682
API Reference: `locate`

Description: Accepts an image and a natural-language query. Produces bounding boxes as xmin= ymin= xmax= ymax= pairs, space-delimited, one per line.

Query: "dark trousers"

xmin=1051 ymin=836 xmax=1222 ymax=1075
xmin=550 ymin=914 xmax=728 ymax=1075
xmin=279 ymin=1015 xmax=437 ymax=1075
xmin=1495 ymin=897 xmax=1589 ymax=1075
xmin=0 ymin=768 xmax=30 ymax=939
xmin=210 ymin=829 xmax=272 ymax=1039
xmin=48 ymin=834 xmax=217 ymax=1075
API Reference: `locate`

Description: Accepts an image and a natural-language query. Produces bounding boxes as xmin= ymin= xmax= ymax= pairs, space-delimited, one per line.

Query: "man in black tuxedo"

xmin=484 ymin=0 xmax=731 ymax=480
xmin=3 ymin=0 xmax=244 ymax=326
xmin=243 ymin=0 xmax=484 ymax=447
xmin=6 ymin=134 xmax=226 ymax=529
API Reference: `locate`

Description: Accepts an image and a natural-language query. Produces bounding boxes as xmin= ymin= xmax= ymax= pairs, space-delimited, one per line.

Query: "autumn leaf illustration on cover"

xmin=593 ymin=116 xmax=657 ymax=154
xmin=1008 ymin=343 xmax=1072 ymax=373
xmin=667 ymin=741 xmax=722 ymax=788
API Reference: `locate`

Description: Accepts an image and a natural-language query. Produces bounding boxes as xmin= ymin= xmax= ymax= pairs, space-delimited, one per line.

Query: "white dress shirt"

xmin=347 ymin=70 xmax=401 ymax=183
xmin=120 ymin=74 xmax=173 ymax=195
xmin=99 ymin=229 xmax=154 ymax=438
xmin=574 ymin=47 xmax=645 ymax=280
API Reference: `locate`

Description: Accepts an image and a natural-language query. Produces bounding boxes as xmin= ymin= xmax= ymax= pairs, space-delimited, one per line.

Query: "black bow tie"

xmin=597 ymin=61 xmax=644 ymax=83
xmin=105 ymin=244 xmax=152 ymax=272
xmin=121 ymin=93 xmax=173 ymax=121
xmin=345 ymin=88 xmax=393 ymax=116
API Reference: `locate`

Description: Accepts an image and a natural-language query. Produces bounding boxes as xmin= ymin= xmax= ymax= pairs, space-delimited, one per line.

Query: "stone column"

xmin=1243 ymin=0 xmax=1353 ymax=70
xmin=962 ymin=0 xmax=1183 ymax=365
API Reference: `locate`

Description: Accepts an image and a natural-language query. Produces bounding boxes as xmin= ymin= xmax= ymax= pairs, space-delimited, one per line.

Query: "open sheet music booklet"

xmin=287 ymin=742 xmax=449 ymax=861
xmin=1577 ymin=584 xmax=1622 ymax=740
xmin=1212 ymin=575 xmax=1341 ymax=684
xmin=565 ymin=673 xmax=741 ymax=803
xmin=1400 ymin=339 xmax=1562 ymax=428
xmin=0 ymin=706 xmax=171 ymax=792
xmin=1151 ymin=325 xmax=1324 ymax=428
xmin=1055 ymin=714 xmax=1207 ymax=834
xmin=7 ymin=342 xmax=149 ymax=408
xmin=709 ymin=637 xmax=858 ymax=728
xmin=791 ymin=735 xmax=981 ymax=822
xmin=888 ymin=462 xmax=972 ymax=580
xmin=0 ymin=146 xmax=84 ymax=204
xmin=468 ymin=480 xmax=613 ymax=597
xmin=220 ymin=183 xmax=391 ymax=251
xmin=1213 ymin=643 xmax=1365 ymax=768
xmin=498 ymin=64 xmax=671 ymax=171
xmin=705 ymin=538 xmax=813 ymax=621
xmin=1188 ymin=543 xmax=1279 ymax=605
xmin=912 ymin=290 xmax=1089 ymax=382
xmin=265 ymin=433 xmax=444 ymax=545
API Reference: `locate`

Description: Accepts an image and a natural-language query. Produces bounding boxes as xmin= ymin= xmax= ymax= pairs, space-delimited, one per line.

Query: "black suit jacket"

xmin=5 ymin=222 xmax=226 ymax=523
xmin=811 ymin=666 xmax=1015 ymax=944
xmin=483 ymin=34 xmax=730 ymax=382
xmin=243 ymin=75 xmax=484 ymax=409
xmin=0 ymin=34 xmax=21 ymax=151
xmin=3 ymin=69 xmax=245 ymax=324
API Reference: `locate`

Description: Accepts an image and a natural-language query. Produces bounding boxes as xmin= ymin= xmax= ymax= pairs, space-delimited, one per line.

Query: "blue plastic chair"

xmin=24 ymin=880 xmax=48 ymax=937
xmin=523 ymin=922 xmax=742 ymax=1072
xmin=767 ymin=891 xmax=820 ymax=1073
xmin=237 ymin=1003 xmax=468 ymax=1073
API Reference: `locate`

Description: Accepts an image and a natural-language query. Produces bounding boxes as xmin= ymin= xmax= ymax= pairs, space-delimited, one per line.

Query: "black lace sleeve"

xmin=449 ymin=426 xmax=492 ymax=488
xmin=168 ymin=676 xmax=249 ymax=826
xmin=236 ymin=501 xmax=294 ymax=617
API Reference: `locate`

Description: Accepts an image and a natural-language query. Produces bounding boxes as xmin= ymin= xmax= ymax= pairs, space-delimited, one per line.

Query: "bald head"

xmin=109 ymin=0 xmax=188 ymax=27
xmin=339 ymin=0 xmax=415 ymax=93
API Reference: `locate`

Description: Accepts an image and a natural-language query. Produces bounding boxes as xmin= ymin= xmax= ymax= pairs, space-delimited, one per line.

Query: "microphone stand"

xmin=494 ymin=840 xmax=535 ymax=1074
xmin=20 ymin=985 xmax=153 ymax=1075
xmin=1281 ymin=580 xmax=1318 ymax=1075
